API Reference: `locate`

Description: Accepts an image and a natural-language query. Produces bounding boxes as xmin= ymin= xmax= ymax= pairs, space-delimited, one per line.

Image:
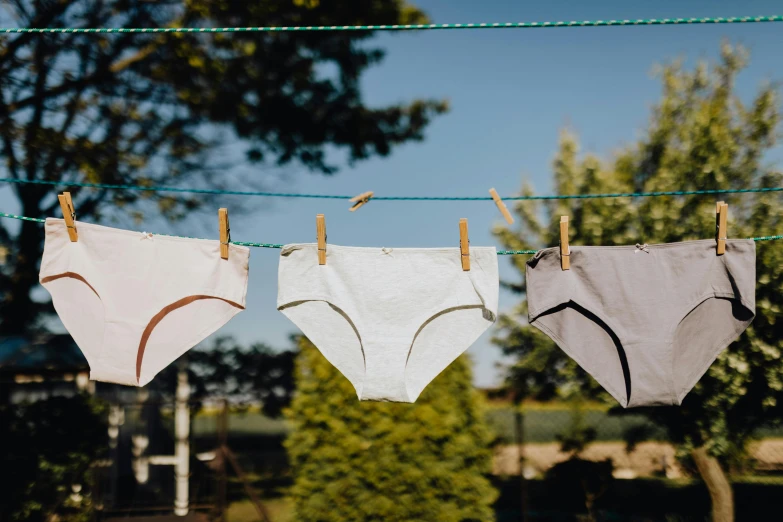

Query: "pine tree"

xmin=285 ymin=337 xmax=498 ymax=522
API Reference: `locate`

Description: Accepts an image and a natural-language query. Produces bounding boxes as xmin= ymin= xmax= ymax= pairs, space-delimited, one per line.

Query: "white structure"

xmin=173 ymin=369 xmax=191 ymax=516
xmin=131 ymin=367 xmax=191 ymax=516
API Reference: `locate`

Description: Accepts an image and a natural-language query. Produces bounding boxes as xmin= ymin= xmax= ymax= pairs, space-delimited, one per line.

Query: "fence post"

xmin=217 ymin=398 xmax=228 ymax=522
xmin=515 ymin=406 xmax=529 ymax=522
xmin=174 ymin=361 xmax=191 ymax=516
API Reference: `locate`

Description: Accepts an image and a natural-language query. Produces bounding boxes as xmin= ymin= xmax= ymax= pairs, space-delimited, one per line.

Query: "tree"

xmin=0 ymin=394 xmax=107 ymax=521
xmin=285 ymin=337 xmax=498 ymax=522
xmin=0 ymin=0 xmax=447 ymax=334
xmin=493 ymin=43 xmax=783 ymax=522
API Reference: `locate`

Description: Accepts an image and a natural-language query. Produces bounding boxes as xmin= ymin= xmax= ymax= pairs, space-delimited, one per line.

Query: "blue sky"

xmin=3 ymin=0 xmax=783 ymax=387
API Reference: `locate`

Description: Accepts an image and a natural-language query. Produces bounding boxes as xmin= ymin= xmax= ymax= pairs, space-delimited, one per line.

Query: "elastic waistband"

xmin=46 ymin=217 xmax=250 ymax=253
xmin=281 ymin=243 xmax=497 ymax=255
xmin=534 ymin=238 xmax=753 ymax=255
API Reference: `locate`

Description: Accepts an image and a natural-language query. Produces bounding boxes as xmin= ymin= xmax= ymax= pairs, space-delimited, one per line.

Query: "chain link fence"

xmin=486 ymin=404 xmax=783 ymax=480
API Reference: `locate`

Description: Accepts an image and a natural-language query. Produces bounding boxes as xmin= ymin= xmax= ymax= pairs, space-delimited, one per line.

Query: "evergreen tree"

xmin=285 ymin=337 xmax=498 ymax=522
xmin=493 ymin=43 xmax=783 ymax=522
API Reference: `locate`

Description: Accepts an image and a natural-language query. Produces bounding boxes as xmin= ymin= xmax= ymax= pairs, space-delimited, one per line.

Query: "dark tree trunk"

xmin=692 ymin=446 xmax=733 ymax=522
xmin=1 ymin=190 xmax=47 ymax=335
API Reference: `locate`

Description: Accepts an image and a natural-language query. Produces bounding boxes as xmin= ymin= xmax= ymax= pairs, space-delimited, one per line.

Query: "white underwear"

xmin=277 ymin=244 xmax=498 ymax=402
xmin=39 ymin=218 xmax=249 ymax=386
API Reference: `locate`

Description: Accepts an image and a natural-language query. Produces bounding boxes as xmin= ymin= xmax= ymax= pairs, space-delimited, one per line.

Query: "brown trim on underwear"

xmin=41 ymin=272 xmax=100 ymax=298
xmin=136 ymin=295 xmax=244 ymax=383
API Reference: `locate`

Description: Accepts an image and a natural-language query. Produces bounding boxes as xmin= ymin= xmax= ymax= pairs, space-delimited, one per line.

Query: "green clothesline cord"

xmin=2 ymin=178 xmax=782 ymax=201
xmin=1 ymin=212 xmax=780 ymax=255
xmin=1 ymin=212 xmax=45 ymax=224
xmin=1 ymin=15 xmax=782 ymax=34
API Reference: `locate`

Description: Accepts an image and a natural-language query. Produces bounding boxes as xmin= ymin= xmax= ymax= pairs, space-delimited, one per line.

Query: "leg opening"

xmin=41 ymin=272 xmax=100 ymax=297
xmin=137 ymin=295 xmax=244 ymax=384
xmin=533 ymin=301 xmax=632 ymax=407
xmin=405 ymin=304 xmax=494 ymax=402
xmin=278 ymin=299 xmax=366 ymax=399
xmin=40 ymin=272 xmax=104 ymax=372
xmin=673 ymin=295 xmax=754 ymax=403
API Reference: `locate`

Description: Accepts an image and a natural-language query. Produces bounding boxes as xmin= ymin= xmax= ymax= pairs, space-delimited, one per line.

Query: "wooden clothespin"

xmin=716 ymin=202 xmax=728 ymax=255
xmin=316 ymin=214 xmax=327 ymax=265
xmin=459 ymin=218 xmax=470 ymax=271
xmin=58 ymin=192 xmax=78 ymax=242
xmin=560 ymin=216 xmax=570 ymax=270
xmin=349 ymin=191 xmax=374 ymax=212
xmin=489 ymin=188 xmax=514 ymax=224
xmin=218 ymin=208 xmax=230 ymax=260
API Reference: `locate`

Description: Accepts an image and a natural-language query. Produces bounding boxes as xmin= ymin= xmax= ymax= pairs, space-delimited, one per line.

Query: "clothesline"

xmin=1 ymin=211 xmax=781 ymax=254
xmin=1 ymin=178 xmax=781 ymax=202
xmin=1 ymin=15 xmax=781 ymax=34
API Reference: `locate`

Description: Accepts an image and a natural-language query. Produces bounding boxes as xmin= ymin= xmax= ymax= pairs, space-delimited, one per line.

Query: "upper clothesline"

xmin=2 ymin=15 xmax=782 ymax=34
xmin=1 ymin=177 xmax=782 ymax=201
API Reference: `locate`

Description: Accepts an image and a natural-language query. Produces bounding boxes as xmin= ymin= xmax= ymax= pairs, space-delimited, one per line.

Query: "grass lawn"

xmin=225 ymin=478 xmax=783 ymax=522
xmin=226 ymin=498 xmax=294 ymax=522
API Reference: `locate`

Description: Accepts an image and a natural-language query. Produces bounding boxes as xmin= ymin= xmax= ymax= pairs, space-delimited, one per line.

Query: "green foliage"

xmin=493 ymin=43 xmax=783 ymax=460
xmin=0 ymin=0 xmax=446 ymax=335
xmin=284 ymin=337 xmax=498 ymax=522
xmin=0 ymin=394 xmax=107 ymax=521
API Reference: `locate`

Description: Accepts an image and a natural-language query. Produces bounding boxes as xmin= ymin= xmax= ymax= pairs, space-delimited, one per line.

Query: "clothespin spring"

xmin=222 ymin=217 xmax=231 ymax=246
xmin=349 ymin=191 xmax=374 ymax=212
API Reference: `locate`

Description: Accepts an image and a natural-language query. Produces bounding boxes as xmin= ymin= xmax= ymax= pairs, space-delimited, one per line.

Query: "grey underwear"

xmin=526 ymin=239 xmax=756 ymax=408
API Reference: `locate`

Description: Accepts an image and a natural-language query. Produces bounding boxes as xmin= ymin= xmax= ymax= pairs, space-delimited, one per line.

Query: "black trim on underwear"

xmin=541 ymin=301 xmax=632 ymax=406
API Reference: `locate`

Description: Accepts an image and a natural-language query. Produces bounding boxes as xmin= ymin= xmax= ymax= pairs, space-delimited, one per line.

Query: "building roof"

xmin=0 ymin=334 xmax=87 ymax=373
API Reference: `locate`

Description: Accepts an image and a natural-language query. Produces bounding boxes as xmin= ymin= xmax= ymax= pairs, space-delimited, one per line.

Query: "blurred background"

xmin=1 ymin=1 xmax=783 ymax=521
